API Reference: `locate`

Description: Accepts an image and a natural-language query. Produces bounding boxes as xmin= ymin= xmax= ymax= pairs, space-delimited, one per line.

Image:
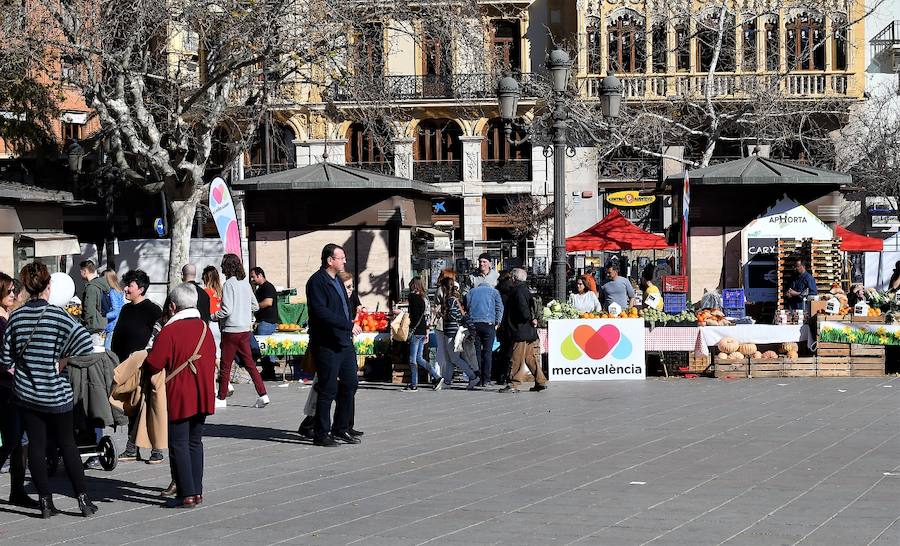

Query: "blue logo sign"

xmin=154 ymin=218 xmax=165 ymax=237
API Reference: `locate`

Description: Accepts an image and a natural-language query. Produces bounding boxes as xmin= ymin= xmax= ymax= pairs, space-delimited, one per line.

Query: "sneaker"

xmin=146 ymin=452 xmax=164 ymax=465
xmin=299 ymin=378 xmax=313 ymax=385
xmin=118 ymin=449 xmax=138 ymax=461
xmin=83 ymin=456 xmax=103 ymax=470
xmin=215 ymin=398 xmax=227 ymax=409
xmin=529 ymin=384 xmax=548 ymax=392
xmin=254 ymin=394 xmax=270 ymax=408
xmin=467 ymin=373 xmax=480 ymax=391
xmin=431 ymin=377 xmax=444 ymax=391
xmin=402 ymin=384 xmax=418 ymax=391
xmin=227 ymin=383 xmax=235 ymax=398
xmin=498 ymin=385 xmax=520 ymax=394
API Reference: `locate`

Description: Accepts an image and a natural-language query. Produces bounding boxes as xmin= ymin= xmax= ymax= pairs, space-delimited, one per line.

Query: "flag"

xmin=681 ymin=171 xmax=690 ymax=276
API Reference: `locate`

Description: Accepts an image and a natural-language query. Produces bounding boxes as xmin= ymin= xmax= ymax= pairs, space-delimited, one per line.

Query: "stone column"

xmin=463 ymin=195 xmax=483 ymax=242
xmin=304 ymin=140 xmax=347 ymax=164
xmin=393 ymin=138 xmax=414 ymax=179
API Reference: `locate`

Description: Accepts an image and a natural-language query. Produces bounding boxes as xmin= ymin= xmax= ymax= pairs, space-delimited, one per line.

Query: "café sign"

xmin=606 ymin=190 xmax=656 ymax=208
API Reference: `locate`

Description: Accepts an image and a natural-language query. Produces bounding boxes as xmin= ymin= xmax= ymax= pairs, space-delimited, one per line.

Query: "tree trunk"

xmin=167 ymin=194 xmax=201 ymax=288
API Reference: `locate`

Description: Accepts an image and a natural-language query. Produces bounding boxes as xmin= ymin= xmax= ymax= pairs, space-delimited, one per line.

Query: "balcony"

xmin=345 ymin=161 xmax=395 ymax=176
xmin=413 ymin=160 xmax=462 ymax=183
xmin=481 ymin=159 xmax=531 ymax=182
xmin=331 ymin=73 xmax=535 ymax=102
xmin=243 ymin=163 xmax=293 ymax=179
xmin=578 ymin=72 xmax=855 ymax=100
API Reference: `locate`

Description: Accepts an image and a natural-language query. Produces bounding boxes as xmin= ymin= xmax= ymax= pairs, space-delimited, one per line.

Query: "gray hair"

xmin=512 ymin=268 xmax=527 ymax=282
xmin=181 ymin=263 xmax=197 ymax=281
xmin=169 ymin=282 xmax=198 ymax=311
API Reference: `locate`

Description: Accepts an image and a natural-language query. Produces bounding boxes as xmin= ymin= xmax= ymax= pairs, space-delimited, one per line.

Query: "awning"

xmin=416 ymin=227 xmax=450 ymax=238
xmin=566 ymin=209 xmax=671 ymax=251
xmin=0 ymin=206 xmax=23 ymax=233
xmin=837 ymin=226 xmax=884 ymax=252
xmin=19 ymin=233 xmax=81 ymax=257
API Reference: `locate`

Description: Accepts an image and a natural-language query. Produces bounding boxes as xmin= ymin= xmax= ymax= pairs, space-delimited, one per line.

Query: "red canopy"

xmin=566 ymin=209 xmax=671 ymax=252
xmin=837 ymin=226 xmax=883 ymax=251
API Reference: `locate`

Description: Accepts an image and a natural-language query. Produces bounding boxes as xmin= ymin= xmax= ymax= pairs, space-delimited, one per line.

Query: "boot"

xmin=38 ymin=495 xmax=59 ymax=519
xmin=9 ymin=487 xmax=39 ymax=509
xmin=77 ymin=493 xmax=98 ymax=517
xmin=161 ymin=480 xmax=177 ymax=497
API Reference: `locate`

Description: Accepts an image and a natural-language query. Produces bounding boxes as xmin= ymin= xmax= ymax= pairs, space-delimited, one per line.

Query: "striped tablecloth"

xmin=644 ymin=326 xmax=702 ymax=353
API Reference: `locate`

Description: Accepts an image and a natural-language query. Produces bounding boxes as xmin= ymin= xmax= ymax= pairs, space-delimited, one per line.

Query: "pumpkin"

xmin=751 ymin=351 xmax=762 ymax=359
xmin=738 ymin=343 xmax=757 ymax=356
xmin=717 ymin=353 xmax=730 ymax=361
xmin=717 ymin=337 xmax=740 ymax=354
xmin=780 ymin=342 xmax=799 ymax=353
xmin=786 ymin=350 xmax=799 ymax=359
xmin=728 ymin=351 xmax=744 ymax=360
xmin=762 ymin=350 xmax=778 ymax=359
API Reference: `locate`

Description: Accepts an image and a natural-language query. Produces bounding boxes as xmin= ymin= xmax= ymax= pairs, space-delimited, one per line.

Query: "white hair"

xmin=512 ymin=268 xmax=527 ymax=282
xmin=169 ymin=283 xmax=198 ymax=311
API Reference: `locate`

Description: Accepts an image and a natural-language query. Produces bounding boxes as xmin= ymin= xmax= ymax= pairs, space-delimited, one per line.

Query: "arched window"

xmin=742 ymin=16 xmax=757 ymax=71
xmin=607 ymin=10 xmax=646 ymax=73
xmin=763 ymin=15 xmax=780 ymax=71
xmin=674 ymin=21 xmax=690 ymax=71
xmin=414 ymin=119 xmax=463 ymax=182
xmin=245 ymin=120 xmax=296 ymax=177
xmin=786 ymin=11 xmax=825 ymax=70
xmin=651 ymin=21 xmax=667 ymax=73
xmin=586 ymin=16 xmax=603 ymax=74
xmin=833 ymin=14 xmax=848 ymax=71
xmin=482 ymin=119 xmax=531 ymax=182
xmin=346 ymin=122 xmax=393 ymax=174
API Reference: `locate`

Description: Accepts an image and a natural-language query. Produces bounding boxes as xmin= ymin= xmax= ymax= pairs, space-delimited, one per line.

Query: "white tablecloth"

xmin=698 ymin=325 xmax=811 ymax=355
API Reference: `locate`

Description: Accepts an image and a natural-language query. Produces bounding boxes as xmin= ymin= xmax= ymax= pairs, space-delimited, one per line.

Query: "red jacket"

xmin=145 ymin=318 xmax=216 ymax=421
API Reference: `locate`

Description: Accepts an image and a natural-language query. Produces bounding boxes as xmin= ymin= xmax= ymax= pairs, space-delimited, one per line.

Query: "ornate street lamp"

xmin=66 ymin=140 xmax=85 ymax=174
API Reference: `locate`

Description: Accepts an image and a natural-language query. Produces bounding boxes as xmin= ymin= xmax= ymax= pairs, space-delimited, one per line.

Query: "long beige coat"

xmin=109 ymin=350 xmax=168 ymax=449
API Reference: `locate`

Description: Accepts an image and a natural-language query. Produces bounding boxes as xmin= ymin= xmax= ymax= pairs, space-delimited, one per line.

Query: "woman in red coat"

xmin=145 ymin=283 xmax=217 ymax=508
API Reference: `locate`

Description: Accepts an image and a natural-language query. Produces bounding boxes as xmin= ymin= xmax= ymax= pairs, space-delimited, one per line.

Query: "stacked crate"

xmin=722 ymin=288 xmax=746 ymax=319
xmin=662 ymin=275 xmax=688 ymax=313
xmin=809 ymin=239 xmax=843 ymax=294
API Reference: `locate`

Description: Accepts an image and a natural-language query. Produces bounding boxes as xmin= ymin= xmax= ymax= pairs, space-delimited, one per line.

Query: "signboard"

xmin=208 ymin=177 xmax=241 ymax=256
xmin=153 ymin=218 xmax=165 ymax=238
xmin=819 ymin=321 xmax=900 ymax=346
xmin=743 ymin=260 xmax=777 ymax=302
xmin=747 ymin=237 xmax=777 ymax=257
xmin=744 ymin=197 xmax=832 ymax=240
xmin=606 ymin=190 xmax=656 ymax=208
xmin=548 ymin=319 xmax=646 ymax=381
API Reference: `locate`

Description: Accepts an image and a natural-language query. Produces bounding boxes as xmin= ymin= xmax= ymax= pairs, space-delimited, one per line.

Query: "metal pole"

xmin=552 ymin=94 xmax=568 ymax=302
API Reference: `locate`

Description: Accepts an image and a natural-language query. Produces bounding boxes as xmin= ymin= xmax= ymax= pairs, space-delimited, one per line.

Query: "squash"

xmin=786 ymin=350 xmax=799 ymax=360
xmin=780 ymin=342 xmax=799 ymax=354
xmin=717 ymin=337 xmax=740 ymax=354
xmin=751 ymin=351 xmax=762 ymax=359
xmin=717 ymin=352 xmax=730 ymax=361
xmin=762 ymin=350 xmax=778 ymax=359
xmin=728 ymin=351 xmax=744 ymax=360
xmin=738 ymin=343 xmax=757 ymax=356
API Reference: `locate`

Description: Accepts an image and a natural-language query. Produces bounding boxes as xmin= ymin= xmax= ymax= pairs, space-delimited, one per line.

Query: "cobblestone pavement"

xmin=0 ymin=376 xmax=897 ymax=546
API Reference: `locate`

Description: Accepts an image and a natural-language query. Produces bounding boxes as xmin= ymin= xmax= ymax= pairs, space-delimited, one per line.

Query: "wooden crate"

xmin=688 ymin=353 xmax=712 ymax=374
xmin=749 ymin=358 xmax=784 ymax=378
xmin=715 ymin=363 xmax=748 ymax=379
xmin=850 ymin=316 xmax=886 ymax=323
xmin=850 ymin=344 xmax=886 ymax=357
xmin=816 ymin=342 xmax=850 ymax=357
xmin=784 ymin=357 xmax=817 ymax=377
xmin=817 ymin=356 xmax=851 ymax=377
xmin=850 ymin=362 xmax=886 ymax=376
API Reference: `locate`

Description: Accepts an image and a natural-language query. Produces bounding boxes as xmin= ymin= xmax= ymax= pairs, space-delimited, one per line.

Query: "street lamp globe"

xmin=599 ymin=72 xmax=623 ymax=120
xmin=66 ymin=140 xmax=85 ymax=174
xmin=546 ymin=48 xmax=571 ymax=93
xmin=496 ymin=75 xmax=521 ymax=120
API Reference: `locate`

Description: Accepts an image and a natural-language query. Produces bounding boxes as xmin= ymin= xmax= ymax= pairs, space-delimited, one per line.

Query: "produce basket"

xmin=722 ymin=289 xmax=745 ymax=308
xmin=663 ymin=293 xmax=688 ymax=314
xmin=662 ymin=275 xmax=688 ymax=293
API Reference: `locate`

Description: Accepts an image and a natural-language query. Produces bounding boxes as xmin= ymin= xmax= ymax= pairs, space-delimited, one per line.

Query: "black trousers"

xmin=312 ymin=345 xmax=358 ymax=438
xmin=168 ymin=414 xmax=206 ymax=498
xmin=21 ymin=408 xmax=86 ymax=497
xmin=0 ymin=389 xmax=26 ymax=494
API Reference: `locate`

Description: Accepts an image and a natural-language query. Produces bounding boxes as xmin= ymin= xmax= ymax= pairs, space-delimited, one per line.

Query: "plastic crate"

xmin=723 ymin=306 xmax=745 ymax=319
xmin=663 ymin=292 xmax=688 ymax=313
xmin=722 ymin=289 xmax=745 ymax=308
xmin=662 ymin=275 xmax=688 ymax=293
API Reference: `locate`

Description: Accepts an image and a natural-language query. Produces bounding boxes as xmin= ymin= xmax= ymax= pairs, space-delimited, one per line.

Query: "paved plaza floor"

xmin=0 ymin=376 xmax=897 ymax=545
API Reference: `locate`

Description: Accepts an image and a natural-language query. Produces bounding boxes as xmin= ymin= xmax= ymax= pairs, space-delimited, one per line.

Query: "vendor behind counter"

xmin=784 ymin=259 xmax=817 ymax=310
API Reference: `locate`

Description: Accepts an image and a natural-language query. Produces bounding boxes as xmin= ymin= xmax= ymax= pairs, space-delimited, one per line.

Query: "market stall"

xmin=255 ymin=332 xmax=390 ymax=357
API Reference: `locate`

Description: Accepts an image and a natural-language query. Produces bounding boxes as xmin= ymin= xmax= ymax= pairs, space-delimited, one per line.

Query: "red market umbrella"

xmin=566 ymin=208 xmax=671 ymax=252
xmin=836 ymin=226 xmax=883 ymax=252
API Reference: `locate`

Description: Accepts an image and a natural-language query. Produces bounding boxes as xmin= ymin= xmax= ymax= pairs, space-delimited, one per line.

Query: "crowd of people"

xmin=0 ymin=244 xmax=559 ymax=517
xmin=567 ymin=264 xmax=663 ymax=313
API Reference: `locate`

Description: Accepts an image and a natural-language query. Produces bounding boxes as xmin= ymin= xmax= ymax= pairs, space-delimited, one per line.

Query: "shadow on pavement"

xmin=203 ymin=423 xmax=307 ymax=445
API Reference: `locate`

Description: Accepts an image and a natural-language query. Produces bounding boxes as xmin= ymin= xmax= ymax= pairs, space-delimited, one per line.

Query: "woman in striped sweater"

xmin=438 ymin=276 xmax=480 ymax=390
xmin=0 ymin=262 xmax=98 ymax=518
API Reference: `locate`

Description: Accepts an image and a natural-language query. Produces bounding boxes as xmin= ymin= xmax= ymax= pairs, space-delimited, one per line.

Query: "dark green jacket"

xmin=82 ymin=276 xmax=110 ymax=333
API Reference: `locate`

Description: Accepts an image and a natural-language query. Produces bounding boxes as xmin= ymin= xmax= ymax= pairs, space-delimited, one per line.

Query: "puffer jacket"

xmin=67 ymin=350 xmax=127 ymax=427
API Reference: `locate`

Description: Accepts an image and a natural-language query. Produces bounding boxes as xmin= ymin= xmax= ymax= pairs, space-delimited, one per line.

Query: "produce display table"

xmin=644 ymin=326 xmax=701 ymax=352
xmin=698 ymin=325 xmax=811 ymax=355
xmin=818 ymin=320 xmax=900 ymax=345
xmin=277 ymin=302 xmax=307 ymax=326
xmin=255 ymin=332 xmax=390 ymax=357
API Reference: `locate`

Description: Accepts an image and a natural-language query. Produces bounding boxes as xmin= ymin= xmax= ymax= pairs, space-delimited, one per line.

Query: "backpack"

xmin=99 ymin=287 xmax=113 ymax=316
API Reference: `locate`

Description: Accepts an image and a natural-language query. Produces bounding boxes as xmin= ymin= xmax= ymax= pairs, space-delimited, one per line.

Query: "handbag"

xmin=390 ymin=311 xmax=411 ymax=342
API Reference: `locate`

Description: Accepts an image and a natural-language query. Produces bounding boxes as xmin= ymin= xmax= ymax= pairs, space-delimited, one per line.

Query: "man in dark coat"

xmin=305 ymin=244 xmax=362 ymax=447
xmin=499 ymin=268 xmax=548 ymax=393
xmin=494 ymin=270 xmax=515 ymax=384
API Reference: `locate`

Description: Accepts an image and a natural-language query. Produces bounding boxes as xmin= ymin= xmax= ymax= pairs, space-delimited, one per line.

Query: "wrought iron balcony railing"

xmin=413 ymin=160 xmax=462 ymax=182
xmin=599 ymin=158 xmax=660 ymax=180
xmin=481 ymin=159 xmax=531 ymax=182
xmin=331 ymin=73 xmax=536 ymax=102
xmin=345 ymin=161 xmax=395 ymax=176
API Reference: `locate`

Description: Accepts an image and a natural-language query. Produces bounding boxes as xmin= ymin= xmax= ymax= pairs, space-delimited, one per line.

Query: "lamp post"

xmin=497 ymin=49 xmax=621 ymax=301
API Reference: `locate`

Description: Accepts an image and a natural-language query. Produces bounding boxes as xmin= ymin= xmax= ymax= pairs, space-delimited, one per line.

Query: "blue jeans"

xmin=442 ymin=333 xmax=478 ymax=381
xmin=252 ymin=321 xmax=278 ymax=369
xmin=472 ymin=323 xmax=496 ymax=384
xmin=408 ymin=334 xmax=441 ymax=387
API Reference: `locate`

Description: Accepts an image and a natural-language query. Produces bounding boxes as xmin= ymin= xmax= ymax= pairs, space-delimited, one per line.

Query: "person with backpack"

xmin=79 ymin=260 xmax=111 ymax=347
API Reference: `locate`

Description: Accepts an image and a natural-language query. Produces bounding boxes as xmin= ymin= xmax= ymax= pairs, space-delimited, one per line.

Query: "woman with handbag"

xmin=0 ymin=261 xmax=98 ymax=518
xmin=404 ymin=278 xmax=443 ymax=391
xmin=438 ymin=276 xmax=479 ymax=390
xmin=145 ymin=283 xmax=217 ymax=508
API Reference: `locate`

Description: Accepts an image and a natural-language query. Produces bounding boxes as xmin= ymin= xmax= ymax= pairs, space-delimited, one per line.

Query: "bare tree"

xmin=12 ymin=0 xmax=499 ymax=286
xmin=505 ymin=195 xmax=553 ymax=241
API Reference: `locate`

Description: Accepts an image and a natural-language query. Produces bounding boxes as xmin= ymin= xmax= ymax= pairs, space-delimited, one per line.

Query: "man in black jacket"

xmin=181 ymin=265 xmax=211 ymax=323
xmin=306 ymin=244 xmax=362 ymax=446
xmin=499 ymin=268 xmax=548 ymax=393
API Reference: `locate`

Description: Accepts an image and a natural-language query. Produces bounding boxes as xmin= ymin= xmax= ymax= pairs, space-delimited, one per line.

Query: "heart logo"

xmin=562 ymin=323 xmax=631 ymax=361
xmin=212 ymin=185 xmax=225 ymax=205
